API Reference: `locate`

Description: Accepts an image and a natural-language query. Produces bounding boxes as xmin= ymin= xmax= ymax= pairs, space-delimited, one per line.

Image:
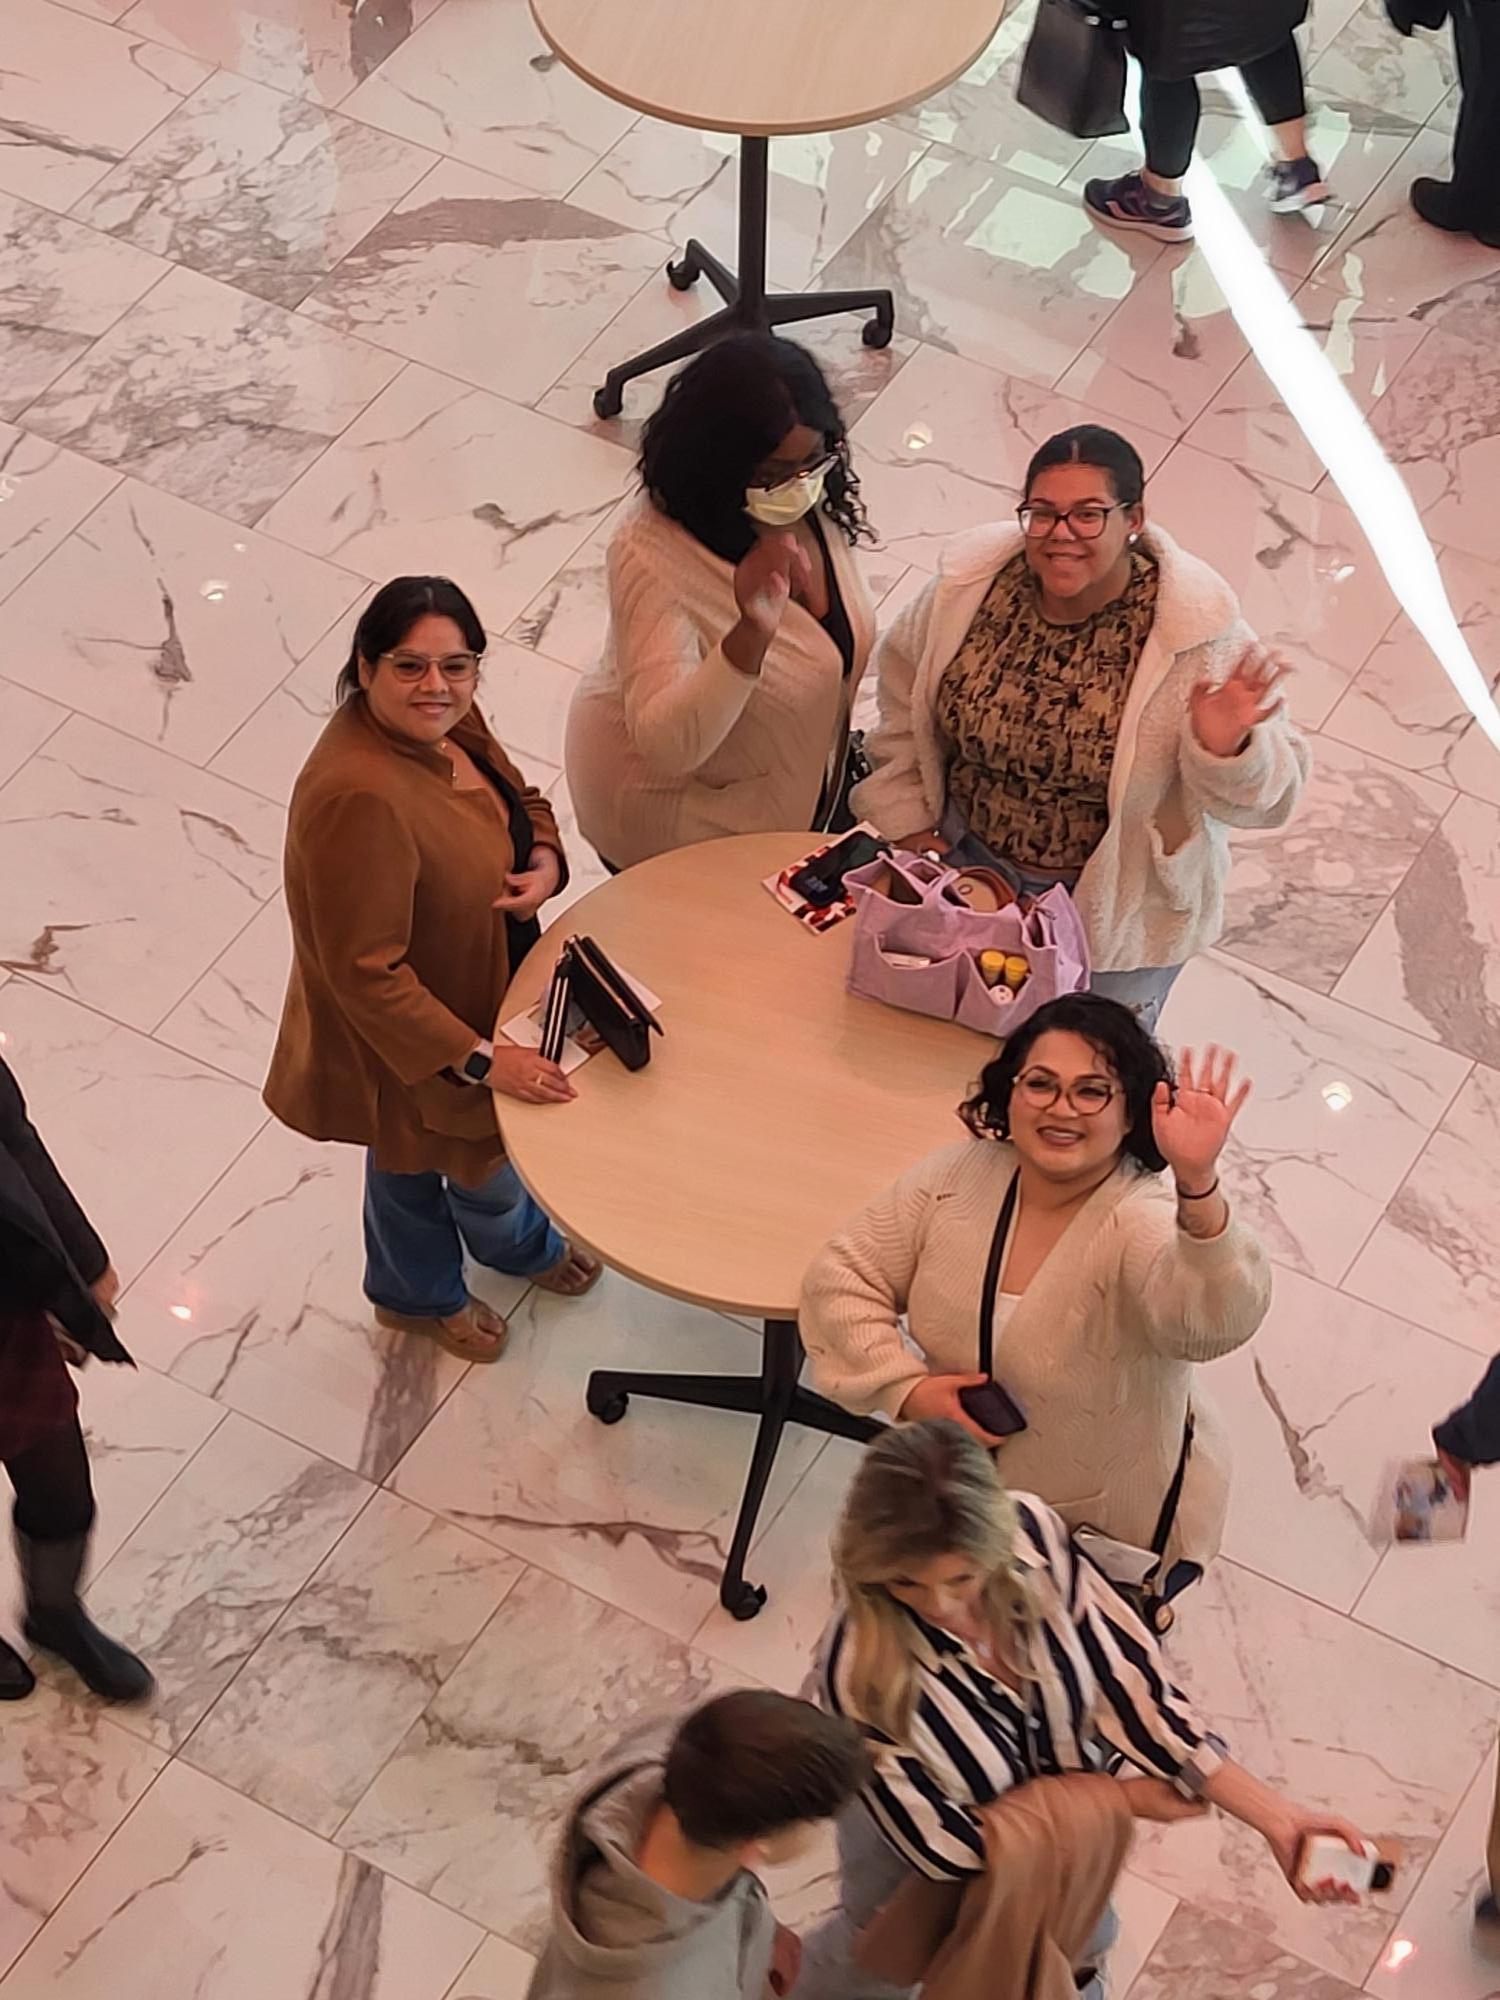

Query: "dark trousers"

xmin=3 ymin=1415 xmax=95 ymax=1542
xmin=1452 ymin=0 xmax=1500 ymax=226
xmin=1141 ymin=36 xmax=1308 ymax=179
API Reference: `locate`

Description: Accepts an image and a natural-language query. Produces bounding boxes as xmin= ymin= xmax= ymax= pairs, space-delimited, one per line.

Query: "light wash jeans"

xmin=362 ymin=1155 xmax=565 ymax=1318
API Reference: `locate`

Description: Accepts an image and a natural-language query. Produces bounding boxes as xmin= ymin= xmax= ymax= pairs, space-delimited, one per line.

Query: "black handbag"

xmin=1017 ymin=0 xmax=1131 ymax=139
xmin=555 ymin=935 xmax=660 ymax=1073
xmin=1128 ymin=0 xmax=1310 ymax=82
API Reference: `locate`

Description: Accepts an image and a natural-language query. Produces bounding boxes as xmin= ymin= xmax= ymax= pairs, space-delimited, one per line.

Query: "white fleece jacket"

xmin=851 ymin=523 xmax=1309 ymax=972
xmin=565 ymin=493 xmax=875 ymax=868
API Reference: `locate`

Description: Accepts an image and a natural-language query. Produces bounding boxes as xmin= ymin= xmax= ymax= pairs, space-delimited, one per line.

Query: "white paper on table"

xmin=497 ymin=962 xmax=661 ymax=1075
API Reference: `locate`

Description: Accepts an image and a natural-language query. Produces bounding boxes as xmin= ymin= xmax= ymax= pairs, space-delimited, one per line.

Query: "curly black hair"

xmin=959 ymin=993 xmax=1174 ymax=1173
xmin=639 ymin=331 xmax=873 ymax=563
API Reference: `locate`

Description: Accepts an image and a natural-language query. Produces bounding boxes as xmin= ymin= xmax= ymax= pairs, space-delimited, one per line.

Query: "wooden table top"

xmin=530 ymin=0 xmax=1008 ymax=137
xmin=496 ymin=832 xmax=995 ymax=1321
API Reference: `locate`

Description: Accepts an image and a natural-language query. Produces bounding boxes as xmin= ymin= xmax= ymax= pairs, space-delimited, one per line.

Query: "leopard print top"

xmin=938 ymin=549 xmax=1159 ymax=871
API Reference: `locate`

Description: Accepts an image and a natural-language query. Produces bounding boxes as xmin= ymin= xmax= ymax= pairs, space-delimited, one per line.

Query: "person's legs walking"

xmin=445 ymin=1162 xmax=568 ymax=1281
xmin=1442 ymin=0 xmax=1500 ymax=239
xmin=1084 ymin=74 xmax=1197 ymax=241
xmin=8 ymin=1416 xmax=152 ymax=1702
xmin=1239 ymin=37 xmax=1328 ymax=210
xmin=798 ymin=1806 xmax=921 ymax=2000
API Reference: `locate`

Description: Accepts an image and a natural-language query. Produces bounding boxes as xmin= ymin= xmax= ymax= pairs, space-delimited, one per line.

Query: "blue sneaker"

xmin=1083 ymin=171 xmax=1194 ymax=243
xmin=1268 ymin=155 xmax=1329 ymax=213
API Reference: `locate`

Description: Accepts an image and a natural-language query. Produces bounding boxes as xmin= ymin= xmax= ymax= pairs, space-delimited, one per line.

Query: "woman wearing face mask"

xmin=855 ymin=424 xmax=1308 ymax=1030
xmin=266 ymin=576 xmax=599 ymax=1368
xmin=801 ymin=994 xmax=1269 ymax=1579
xmin=798 ymin=1421 xmax=1374 ymax=2000
xmin=564 ymin=332 xmax=876 ymax=871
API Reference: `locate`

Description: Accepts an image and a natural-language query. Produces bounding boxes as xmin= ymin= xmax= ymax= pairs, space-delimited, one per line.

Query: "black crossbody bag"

xmin=978 ymin=1173 xmax=1200 ymax=1633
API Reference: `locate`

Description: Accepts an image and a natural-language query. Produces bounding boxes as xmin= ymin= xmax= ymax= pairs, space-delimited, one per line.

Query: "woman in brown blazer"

xmin=265 ymin=576 xmax=599 ymax=1363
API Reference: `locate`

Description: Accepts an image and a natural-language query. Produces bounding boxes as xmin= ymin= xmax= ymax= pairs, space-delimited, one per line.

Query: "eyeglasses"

xmin=1013 ymin=1069 xmax=1119 ymax=1114
xmin=1016 ymin=503 xmax=1126 ymax=540
xmin=377 ymin=650 xmax=483 ymax=683
xmin=747 ymin=449 xmax=838 ymax=492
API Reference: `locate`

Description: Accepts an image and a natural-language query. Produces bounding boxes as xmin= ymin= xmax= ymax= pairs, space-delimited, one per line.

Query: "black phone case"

xmin=568 ymin=936 xmax=652 ymax=1072
xmin=958 ymin=1380 xmax=1027 ymax=1437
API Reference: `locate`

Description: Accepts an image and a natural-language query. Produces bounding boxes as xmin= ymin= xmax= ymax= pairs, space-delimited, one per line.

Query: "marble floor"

xmin=2 ymin=0 xmax=1500 ymax=1994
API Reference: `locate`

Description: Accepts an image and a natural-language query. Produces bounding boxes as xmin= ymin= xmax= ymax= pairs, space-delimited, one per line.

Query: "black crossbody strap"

xmin=1149 ymin=1411 xmax=1196 ymax=1560
xmin=977 ymin=1172 xmax=1020 ymax=1379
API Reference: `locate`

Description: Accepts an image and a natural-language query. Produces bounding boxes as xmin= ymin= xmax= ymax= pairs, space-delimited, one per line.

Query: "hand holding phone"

xmin=900 ymin=1373 xmax=1026 ymax=1445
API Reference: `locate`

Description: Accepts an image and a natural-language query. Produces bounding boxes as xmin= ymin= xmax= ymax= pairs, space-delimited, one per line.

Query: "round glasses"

xmin=748 ymin=449 xmax=838 ymax=492
xmin=1016 ymin=503 xmax=1125 ymax=540
xmin=378 ymin=650 xmax=483 ymax=683
xmin=1013 ymin=1070 xmax=1119 ymax=1115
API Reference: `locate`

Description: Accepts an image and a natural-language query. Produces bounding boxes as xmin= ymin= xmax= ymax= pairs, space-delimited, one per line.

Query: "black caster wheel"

xmin=861 ymin=318 xmax=894 ymax=349
xmin=666 ymin=256 xmax=701 ymax=291
xmin=587 ymin=1387 xmax=629 ymax=1425
xmin=723 ymin=1581 xmax=767 ymax=1621
xmin=592 ymin=384 xmax=623 ymax=420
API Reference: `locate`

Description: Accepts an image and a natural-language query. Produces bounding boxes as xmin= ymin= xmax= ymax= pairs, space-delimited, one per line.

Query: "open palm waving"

xmin=1151 ymin=1045 xmax=1251 ymax=1192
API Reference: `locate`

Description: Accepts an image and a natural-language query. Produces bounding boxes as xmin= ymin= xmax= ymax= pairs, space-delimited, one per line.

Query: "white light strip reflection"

xmin=1179 ymin=72 xmax=1500 ymax=757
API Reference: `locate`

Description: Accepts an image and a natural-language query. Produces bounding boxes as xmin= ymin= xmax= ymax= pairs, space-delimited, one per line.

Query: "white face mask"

xmin=743 ymin=462 xmax=828 ymax=528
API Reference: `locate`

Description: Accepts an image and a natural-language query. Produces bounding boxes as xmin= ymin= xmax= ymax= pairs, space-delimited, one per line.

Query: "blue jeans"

xmin=939 ymin=808 xmax=1182 ymax=1034
xmin=362 ymin=1156 xmax=566 ymax=1318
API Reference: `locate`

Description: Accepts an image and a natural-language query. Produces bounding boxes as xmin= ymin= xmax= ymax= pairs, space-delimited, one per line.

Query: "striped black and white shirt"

xmin=821 ymin=1493 xmax=1226 ymax=1880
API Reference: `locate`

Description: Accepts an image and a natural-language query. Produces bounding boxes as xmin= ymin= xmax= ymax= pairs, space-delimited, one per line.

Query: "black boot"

xmin=0 ymin=1632 xmax=36 ymax=1701
xmin=17 ymin=1530 xmax=154 ymax=1704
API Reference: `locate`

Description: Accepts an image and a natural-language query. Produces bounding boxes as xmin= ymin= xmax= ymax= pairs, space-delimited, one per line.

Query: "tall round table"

xmin=529 ymin=0 xmax=1008 ymax=416
xmin=497 ymin=832 xmax=993 ymax=1617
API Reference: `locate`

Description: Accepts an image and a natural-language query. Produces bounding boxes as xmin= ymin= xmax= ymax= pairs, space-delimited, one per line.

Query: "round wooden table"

xmin=498 ymin=832 xmax=994 ymax=1616
xmin=529 ymin=0 xmax=1008 ymax=415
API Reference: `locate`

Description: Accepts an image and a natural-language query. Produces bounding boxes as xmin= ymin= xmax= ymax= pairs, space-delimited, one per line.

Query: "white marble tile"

xmin=1312 ymin=126 xmax=1500 ymax=319
xmin=0 ymin=681 xmax=68 ymax=788
xmin=1055 ymin=251 xmax=1250 ymax=443
xmin=1334 ymin=792 xmax=1500 ymax=1067
xmin=0 ymin=981 xmax=266 ymax=1285
xmin=1344 ymin=1064 xmax=1500 ymax=1358
xmin=301 ymin=156 xmax=667 ymax=403
xmin=125 ymin=1119 xmax=483 ymax=1480
xmin=444 ymin=1938 xmax=537 ymax=2000
xmin=338 ymin=1565 xmax=734 ymax=1942
xmin=0 ymin=424 xmax=119 ymax=610
xmin=819 ymin=147 xmax=1162 ymax=389
xmin=1124 ymin=1904 xmax=1363 ymax=1998
xmin=848 ymin=342 xmax=1175 ymax=570
xmin=115 ymin=0 xmax=445 ymax=106
xmin=1311 ymin=0 xmax=1458 ymax=126
xmin=504 ymin=501 xmax=629 ymax=672
xmin=1125 ymin=1558 xmax=1498 ymax=1985
xmin=1159 ymin=954 xmax=1469 ymax=1284
xmin=391 ymin=1275 xmax=826 ymax=1641
xmin=75 ymin=1352 xmax=224 ymax=1570
xmin=73 ymin=69 xmax=436 ymax=309
xmin=1108 ymin=1871 xmax=1180 ymax=1998
xmin=572 ymin=119 xmax=932 ymax=291
xmin=206 ymin=609 xmax=356 ymax=806
xmin=0 ymin=479 xmax=362 ymax=763
xmin=0 ymin=712 xmax=284 ymax=1031
xmin=1322 ymin=543 xmax=1500 ymax=806
xmin=1366 ymin=1749 xmax=1500 ymax=2000
xmin=260 ymin=365 xmax=632 ymax=634
xmin=1185 ymin=276 xmax=1428 ymax=493
xmin=0 ymin=0 xmax=210 ymax=210
xmin=1217 ymin=733 xmax=1451 ymax=993
xmin=86 ymin=1411 xmax=369 ymax=1748
xmin=1214 ymin=1268 xmax=1485 ymax=1613
xmin=152 ymin=891 xmax=290 ymax=1086
xmin=53 ymin=0 xmax=134 ymax=17
xmin=185 ymin=1489 xmax=524 ymax=1836
xmin=21 ymin=264 xmax=404 ymax=526
xmin=1366 ymin=329 xmax=1500 ymax=566
xmin=0 ymin=1686 xmax=165 ymax=1973
xmin=0 ymin=192 xmax=166 ymax=417
xmin=3 ymin=1759 xmax=480 ymax=1999
xmin=1144 ymin=445 xmax=1402 ymax=731
xmin=343 ymin=0 xmax=638 ymax=194
xmin=1355 ymin=1462 xmax=1500 ymax=1690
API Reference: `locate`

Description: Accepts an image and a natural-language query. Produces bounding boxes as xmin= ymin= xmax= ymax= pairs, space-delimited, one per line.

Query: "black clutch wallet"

xmin=545 ymin=935 xmax=660 ymax=1072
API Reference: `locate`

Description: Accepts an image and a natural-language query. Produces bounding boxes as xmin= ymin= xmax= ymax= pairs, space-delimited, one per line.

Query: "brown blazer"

xmin=264 ymin=695 xmax=566 ymax=1186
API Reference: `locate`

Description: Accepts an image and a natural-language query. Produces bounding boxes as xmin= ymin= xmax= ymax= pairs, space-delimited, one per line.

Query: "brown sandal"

xmin=373 ymin=1295 xmax=509 ymax=1363
xmin=531 ymin=1243 xmax=604 ymax=1298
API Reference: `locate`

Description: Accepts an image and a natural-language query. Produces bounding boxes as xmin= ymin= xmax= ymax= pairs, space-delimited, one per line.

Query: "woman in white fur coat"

xmin=853 ymin=424 xmax=1309 ymax=1028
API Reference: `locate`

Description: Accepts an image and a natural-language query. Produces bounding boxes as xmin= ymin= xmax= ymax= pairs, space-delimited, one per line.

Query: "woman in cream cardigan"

xmin=566 ymin=333 xmax=875 ymax=870
xmin=800 ymin=994 xmax=1270 ymax=1575
xmin=854 ymin=423 xmax=1308 ymax=1028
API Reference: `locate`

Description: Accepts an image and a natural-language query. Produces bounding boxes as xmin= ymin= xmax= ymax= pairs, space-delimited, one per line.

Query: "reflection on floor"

xmin=2 ymin=0 xmax=1500 ymax=1995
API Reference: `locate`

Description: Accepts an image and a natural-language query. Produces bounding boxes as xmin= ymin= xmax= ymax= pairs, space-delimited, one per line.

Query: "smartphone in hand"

xmin=957 ymin=1379 xmax=1027 ymax=1438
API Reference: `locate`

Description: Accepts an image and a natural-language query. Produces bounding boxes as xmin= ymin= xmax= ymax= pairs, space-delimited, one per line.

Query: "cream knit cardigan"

xmin=800 ymin=1138 xmax=1272 ymax=1568
xmin=851 ymin=522 xmax=1309 ymax=972
xmin=565 ymin=494 xmax=875 ymax=868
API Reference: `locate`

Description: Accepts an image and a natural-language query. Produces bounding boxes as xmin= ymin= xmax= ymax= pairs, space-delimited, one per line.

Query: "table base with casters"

xmin=591 ymin=136 xmax=895 ymax=420
xmin=585 ymin=1315 xmax=881 ymax=1619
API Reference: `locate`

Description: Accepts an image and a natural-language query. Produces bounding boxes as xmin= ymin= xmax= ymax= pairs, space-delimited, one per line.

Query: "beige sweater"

xmin=565 ymin=493 xmax=874 ymax=867
xmin=852 ymin=522 xmax=1309 ymax=972
xmin=800 ymin=1139 xmax=1272 ymax=1567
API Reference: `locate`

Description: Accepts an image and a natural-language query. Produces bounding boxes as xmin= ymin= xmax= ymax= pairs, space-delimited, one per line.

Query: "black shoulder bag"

xmin=1016 ymin=0 xmax=1132 ymax=139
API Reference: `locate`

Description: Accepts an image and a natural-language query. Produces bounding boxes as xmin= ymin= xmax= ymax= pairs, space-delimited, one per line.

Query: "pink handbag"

xmin=844 ymin=852 xmax=1090 ymax=1038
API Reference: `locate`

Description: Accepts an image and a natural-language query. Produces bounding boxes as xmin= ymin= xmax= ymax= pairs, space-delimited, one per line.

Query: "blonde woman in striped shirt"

xmin=802 ymin=1422 xmax=1372 ymax=1999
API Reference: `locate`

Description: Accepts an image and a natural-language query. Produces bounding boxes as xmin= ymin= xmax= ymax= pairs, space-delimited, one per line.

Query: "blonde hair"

xmin=832 ymin=1421 xmax=1038 ymax=1744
